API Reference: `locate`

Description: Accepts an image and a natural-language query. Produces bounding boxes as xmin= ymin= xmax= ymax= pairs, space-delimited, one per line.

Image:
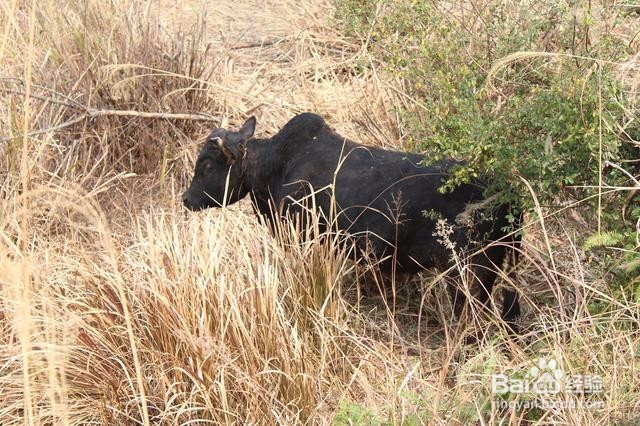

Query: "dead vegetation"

xmin=0 ymin=0 xmax=638 ymax=424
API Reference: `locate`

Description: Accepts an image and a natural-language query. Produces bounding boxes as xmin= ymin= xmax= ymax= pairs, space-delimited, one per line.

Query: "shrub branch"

xmin=0 ymin=80 xmax=221 ymax=144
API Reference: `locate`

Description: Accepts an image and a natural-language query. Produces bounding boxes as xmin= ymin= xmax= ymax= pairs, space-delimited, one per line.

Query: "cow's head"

xmin=182 ymin=116 xmax=256 ymax=211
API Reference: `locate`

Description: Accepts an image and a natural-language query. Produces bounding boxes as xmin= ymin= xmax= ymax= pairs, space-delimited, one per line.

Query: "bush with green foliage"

xmin=337 ymin=0 xmax=639 ymax=298
xmin=338 ymin=0 xmax=637 ymax=208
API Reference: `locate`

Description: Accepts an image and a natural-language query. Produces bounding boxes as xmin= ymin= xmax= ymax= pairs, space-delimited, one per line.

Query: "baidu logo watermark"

xmin=492 ymin=357 xmax=605 ymax=410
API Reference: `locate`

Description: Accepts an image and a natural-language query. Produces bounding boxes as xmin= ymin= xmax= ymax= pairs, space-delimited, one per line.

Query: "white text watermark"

xmin=491 ymin=357 xmax=604 ymax=410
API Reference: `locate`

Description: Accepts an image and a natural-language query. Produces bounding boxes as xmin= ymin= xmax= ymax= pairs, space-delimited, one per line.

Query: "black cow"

xmin=183 ymin=113 xmax=521 ymax=332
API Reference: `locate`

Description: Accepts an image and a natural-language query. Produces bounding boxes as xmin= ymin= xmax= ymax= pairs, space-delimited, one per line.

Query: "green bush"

xmin=337 ymin=0 xmax=637 ymax=209
xmin=337 ymin=0 xmax=640 ymax=323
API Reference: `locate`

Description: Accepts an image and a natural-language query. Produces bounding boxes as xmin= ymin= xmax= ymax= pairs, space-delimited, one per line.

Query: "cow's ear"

xmin=239 ymin=116 xmax=256 ymax=139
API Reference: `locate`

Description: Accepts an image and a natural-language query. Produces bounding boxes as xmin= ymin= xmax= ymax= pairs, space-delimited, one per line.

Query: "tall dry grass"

xmin=0 ymin=0 xmax=639 ymax=424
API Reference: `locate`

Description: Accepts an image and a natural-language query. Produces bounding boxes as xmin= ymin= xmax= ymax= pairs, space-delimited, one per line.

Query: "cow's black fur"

xmin=183 ymin=113 xmax=521 ymax=331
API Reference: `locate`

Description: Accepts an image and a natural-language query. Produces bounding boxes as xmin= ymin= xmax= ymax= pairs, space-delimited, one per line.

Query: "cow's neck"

xmin=244 ymin=137 xmax=284 ymax=206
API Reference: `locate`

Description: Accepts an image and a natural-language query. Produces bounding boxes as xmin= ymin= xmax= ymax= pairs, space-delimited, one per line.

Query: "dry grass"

xmin=0 ymin=0 xmax=639 ymax=424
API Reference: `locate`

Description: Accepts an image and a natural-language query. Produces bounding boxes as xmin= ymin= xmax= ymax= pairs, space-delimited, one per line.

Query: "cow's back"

xmin=269 ymin=114 xmax=501 ymax=272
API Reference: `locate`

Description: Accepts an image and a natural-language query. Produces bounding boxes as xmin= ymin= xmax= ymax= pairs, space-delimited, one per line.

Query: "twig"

xmin=0 ymin=78 xmax=223 ymax=144
xmin=0 ymin=88 xmax=84 ymax=110
xmin=0 ymin=108 xmax=221 ymax=143
xmin=85 ymin=108 xmax=220 ymax=121
xmin=604 ymin=160 xmax=640 ymax=222
xmin=1 ymin=77 xmax=87 ymax=109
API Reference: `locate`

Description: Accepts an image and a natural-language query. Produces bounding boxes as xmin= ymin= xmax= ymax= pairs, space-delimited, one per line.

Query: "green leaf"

xmin=583 ymin=231 xmax=625 ymax=251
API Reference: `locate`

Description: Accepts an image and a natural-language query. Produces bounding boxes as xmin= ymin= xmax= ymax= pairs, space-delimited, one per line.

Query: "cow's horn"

xmin=212 ymin=136 xmax=235 ymax=163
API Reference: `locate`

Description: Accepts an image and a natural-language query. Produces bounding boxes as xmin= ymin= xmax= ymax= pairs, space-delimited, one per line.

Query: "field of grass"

xmin=1 ymin=0 xmax=639 ymax=424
